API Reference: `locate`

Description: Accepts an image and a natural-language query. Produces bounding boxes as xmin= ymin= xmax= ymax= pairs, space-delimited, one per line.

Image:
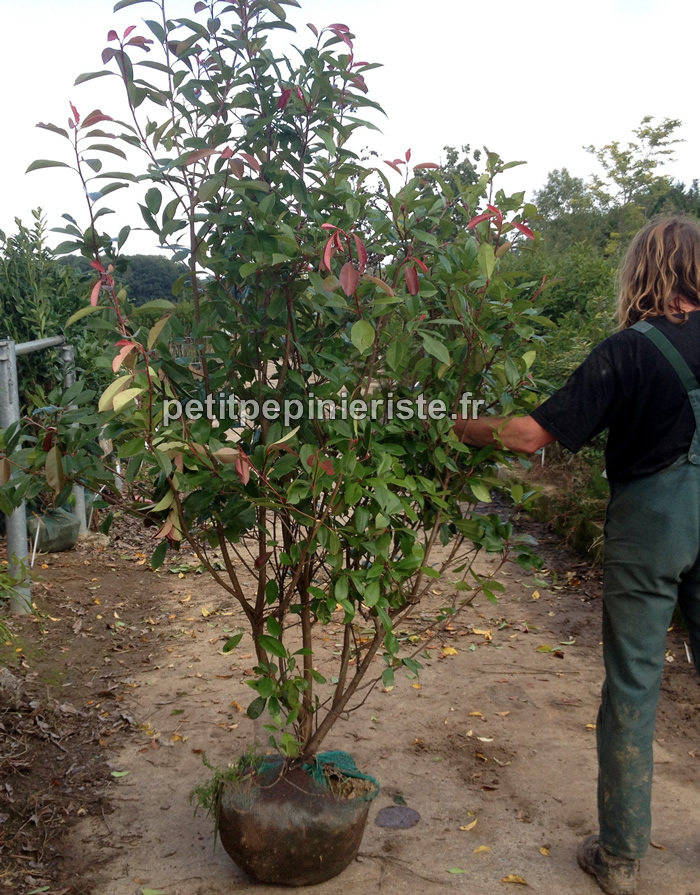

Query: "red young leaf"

xmin=90 ymin=259 xmax=106 ymax=273
xmin=510 ymin=221 xmax=535 ymax=239
xmin=405 ymin=148 xmax=412 ymax=163
xmin=404 ymin=264 xmax=420 ymax=296
xmin=322 ymin=235 xmax=335 ymax=272
xmin=384 ymin=160 xmax=403 ymax=176
xmin=123 ymin=25 xmax=137 ymax=38
xmin=328 ymin=23 xmax=350 ymax=31
xmin=296 ymin=86 xmax=304 ymax=101
xmin=83 ymin=110 xmax=113 ymax=127
xmin=333 ymin=231 xmax=343 ymax=250
xmin=90 ymin=279 xmax=102 ymax=307
xmin=320 ymin=457 xmax=335 ymax=476
xmin=467 ymin=211 xmax=495 ymax=229
xmin=277 ymin=88 xmax=292 ymax=111
xmin=221 ymin=146 xmax=234 ymax=159
xmin=254 ymin=551 xmax=272 ymax=568
xmin=184 ymin=148 xmax=217 ymax=165
xmin=349 ymin=74 xmax=367 ymax=93
xmin=362 ymin=274 xmax=394 ymax=296
xmin=413 ymin=162 xmax=440 ymax=170
xmin=333 ymin=30 xmax=353 ymax=50
xmin=102 ymin=47 xmax=117 ymax=64
xmin=307 ymin=22 xmax=319 ymax=37
xmin=235 ymin=449 xmax=251 ymax=486
xmin=127 ymin=36 xmax=153 ymax=49
xmin=70 ymin=102 xmax=80 ymax=125
xmin=240 ymin=152 xmax=261 ymax=173
xmin=107 ymin=29 xmax=118 ymax=41
xmin=154 ymin=517 xmax=174 ymax=540
xmin=321 ymin=223 xmax=339 ymax=231
xmin=411 ymin=256 xmax=429 ymax=274
xmin=112 ymin=342 xmax=136 ymax=373
xmin=486 ymin=203 xmax=503 ymax=223
xmin=194 ymin=1 xmax=207 ymax=11
xmin=352 ymin=233 xmax=368 ymax=273
xmin=339 ymin=261 xmax=360 ymax=296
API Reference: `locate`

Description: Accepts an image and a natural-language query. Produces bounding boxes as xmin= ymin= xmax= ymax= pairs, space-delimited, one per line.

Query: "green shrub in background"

xmin=0 ymin=211 xmax=106 ymax=410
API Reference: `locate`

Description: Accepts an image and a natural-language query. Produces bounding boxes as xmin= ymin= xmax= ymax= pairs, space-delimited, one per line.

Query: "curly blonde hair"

xmin=617 ymin=216 xmax=700 ymax=328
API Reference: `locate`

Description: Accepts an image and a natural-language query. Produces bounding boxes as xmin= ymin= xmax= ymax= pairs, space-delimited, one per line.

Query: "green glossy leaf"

xmin=26 ymin=159 xmax=72 ymax=173
xmin=350 ymin=319 xmax=374 ymax=353
xmin=65 ymin=305 xmax=101 ymax=327
xmin=132 ymin=299 xmax=176 ymax=313
xmin=469 ymin=481 xmax=491 ymax=503
xmin=477 ymin=242 xmax=495 ymax=279
xmin=257 ymin=634 xmax=287 ymax=658
xmin=223 ymin=632 xmax=244 ymax=653
xmin=421 ymin=332 xmax=450 ymax=365
xmin=150 ymin=540 xmax=168 ymax=570
xmin=247 ymin=696 xmax=267 ymax=720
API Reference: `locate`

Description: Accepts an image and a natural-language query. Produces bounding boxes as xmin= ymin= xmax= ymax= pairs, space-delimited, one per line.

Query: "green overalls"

xmin=597 ymin=319 xmax=700 ymax=859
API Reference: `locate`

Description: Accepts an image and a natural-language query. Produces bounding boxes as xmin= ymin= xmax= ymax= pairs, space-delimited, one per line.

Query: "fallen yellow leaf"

xmin=180 ymin=594 xmax=192 ymax=603
xmin=469 ymin=711 xmax=483 ymax=717
xmin=442 ymin=646 xmax=458 ymax=656
xmin=473 ymin=845 xmax=491 ymax=854
xmin=201 ymin=606 xmax=210 ymax=617
xmin=586 ymin=723 xmax=596 ymax=730
xmin=178 ymin=572 xmax=185 ymax=579
xmin=501 ymin=875 xmax=529 ymax=884
xmin=472 ymin=628 xmax=492 ymax=640
xmin=540 ymin=847 xmax=550 ymax=856
xmin=459 ymin=819 xmax=478 ymax=831
xmin=412 ymin=683 xmax=422 ymax=689
xmin=531 ymin=590 xmax=540 ymax=600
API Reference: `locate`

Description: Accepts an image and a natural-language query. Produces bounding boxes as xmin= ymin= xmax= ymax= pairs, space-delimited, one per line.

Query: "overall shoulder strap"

xmin=631 ymin=320 xmax=700 ymax=393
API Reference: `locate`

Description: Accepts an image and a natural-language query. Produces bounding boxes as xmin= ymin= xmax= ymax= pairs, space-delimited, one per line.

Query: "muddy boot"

xmin=577 ymin=835 xmax=639 ymax=895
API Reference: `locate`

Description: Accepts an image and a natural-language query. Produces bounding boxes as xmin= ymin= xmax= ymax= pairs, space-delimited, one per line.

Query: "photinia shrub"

xmin=2 ymin=0 xmax=548 ymax=759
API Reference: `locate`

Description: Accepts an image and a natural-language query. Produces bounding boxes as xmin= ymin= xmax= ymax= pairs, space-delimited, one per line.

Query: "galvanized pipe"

xmin=59 ymin=344 xmax=87 ymax=535
xmin=0 ymin=339 xmax=32 ymax=613
xmin=15 ymin=335 xmax=66 ymax=356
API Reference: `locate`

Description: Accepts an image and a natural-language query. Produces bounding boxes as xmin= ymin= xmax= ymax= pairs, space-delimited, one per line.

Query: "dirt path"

xmin=2 ymin=517 xmax=699 ymax=895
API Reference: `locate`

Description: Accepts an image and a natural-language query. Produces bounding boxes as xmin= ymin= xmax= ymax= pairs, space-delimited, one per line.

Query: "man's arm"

xmin=453 ymin=414 xmax=557 ymax=454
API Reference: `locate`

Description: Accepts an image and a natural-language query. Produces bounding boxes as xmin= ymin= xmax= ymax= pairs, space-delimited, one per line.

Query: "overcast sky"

xmin=5 ymin=0 xmax=699 ymax=254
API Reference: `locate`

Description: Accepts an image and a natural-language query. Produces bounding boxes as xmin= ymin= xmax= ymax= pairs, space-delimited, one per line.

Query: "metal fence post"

xmin=0 ymin=339 xmax=32 ymax=614
xmin=59 ymin=344 xmax=87 ymax=535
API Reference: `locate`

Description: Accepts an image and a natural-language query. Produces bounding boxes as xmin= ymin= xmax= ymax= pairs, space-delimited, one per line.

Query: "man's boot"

xmin=577 ymin=835 xmax=639 ymax=895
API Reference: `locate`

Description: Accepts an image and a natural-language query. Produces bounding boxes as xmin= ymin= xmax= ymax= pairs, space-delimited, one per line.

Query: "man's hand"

xmin=454 ymin=414 xmax=556 ymax=454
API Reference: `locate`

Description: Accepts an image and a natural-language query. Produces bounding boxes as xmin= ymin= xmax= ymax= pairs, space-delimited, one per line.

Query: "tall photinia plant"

xmin=2 ymin=0 xmax=547 ymax=760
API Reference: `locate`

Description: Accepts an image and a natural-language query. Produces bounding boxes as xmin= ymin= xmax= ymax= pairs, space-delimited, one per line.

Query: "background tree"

xmin=0 ymin=210 xmax=104 ymax=409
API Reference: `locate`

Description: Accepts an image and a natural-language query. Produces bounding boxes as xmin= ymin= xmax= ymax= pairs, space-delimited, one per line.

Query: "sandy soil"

xmin=1 ymin=514 xmax=699 ymax=895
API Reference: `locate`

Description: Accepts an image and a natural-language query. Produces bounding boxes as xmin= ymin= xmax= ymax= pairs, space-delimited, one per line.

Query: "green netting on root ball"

xmin=257 ymin=750 xmax=380 ymax=801
xmin=306 ymin=750 xmax=380 ymax=801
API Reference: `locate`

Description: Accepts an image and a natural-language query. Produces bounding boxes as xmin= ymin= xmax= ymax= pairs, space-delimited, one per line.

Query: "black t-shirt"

xmin=531 ymin=312 xmax=700 ymax=481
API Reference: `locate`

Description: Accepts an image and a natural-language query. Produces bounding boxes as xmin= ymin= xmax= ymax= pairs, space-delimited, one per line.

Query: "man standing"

xmin=454 ymin=216 xmax=700 ymax=895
